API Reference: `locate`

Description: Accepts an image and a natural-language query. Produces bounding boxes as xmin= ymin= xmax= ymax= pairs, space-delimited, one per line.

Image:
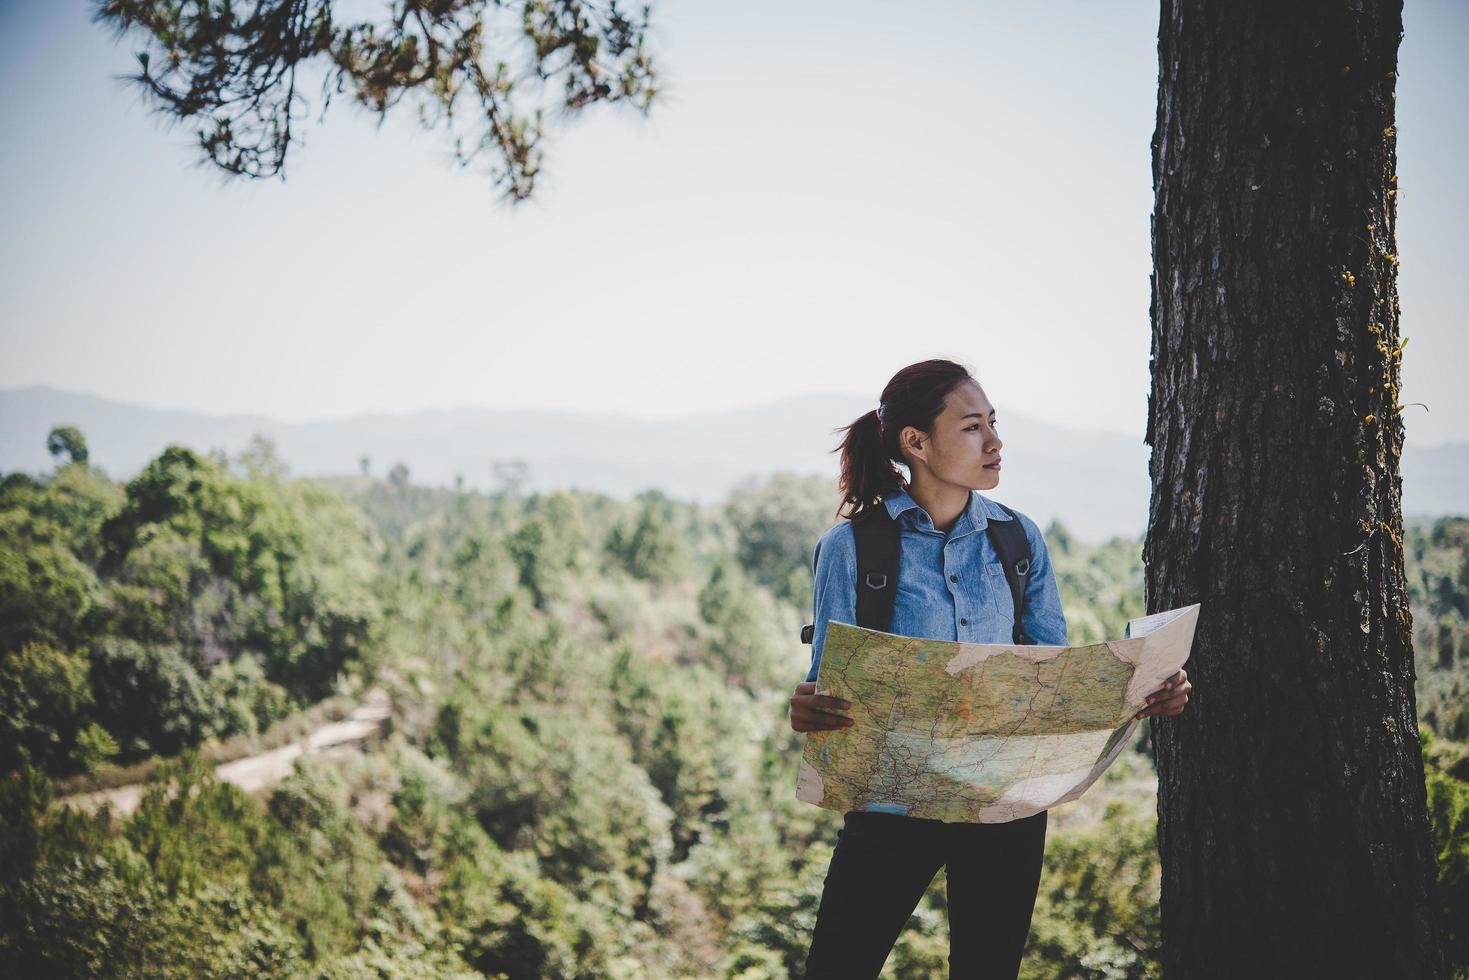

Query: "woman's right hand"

xmin=789 ymin=682 xmax=854 ymax=732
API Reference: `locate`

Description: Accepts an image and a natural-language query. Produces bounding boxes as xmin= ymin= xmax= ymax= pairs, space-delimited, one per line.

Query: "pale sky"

xmin=2 ymin=1 xmax=1465 ymax=444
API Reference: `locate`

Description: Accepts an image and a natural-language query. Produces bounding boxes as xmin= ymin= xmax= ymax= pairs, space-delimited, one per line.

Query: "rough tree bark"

xmin=1144 ymin=1 xmax=1445 ymax=976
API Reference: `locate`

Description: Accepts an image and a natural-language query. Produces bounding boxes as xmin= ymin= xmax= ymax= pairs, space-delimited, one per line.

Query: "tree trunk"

xmin=1145 ymin=1 xmax=1445 ymax=976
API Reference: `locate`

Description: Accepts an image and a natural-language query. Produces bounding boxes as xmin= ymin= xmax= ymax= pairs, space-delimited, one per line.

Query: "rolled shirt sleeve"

xmin=1014 ymin=511 xmax=1069 ymax=647
xmin=806 ymin=522 xmax=857 ymax=684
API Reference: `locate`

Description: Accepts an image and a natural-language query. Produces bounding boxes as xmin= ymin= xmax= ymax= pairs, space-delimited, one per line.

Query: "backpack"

xmin=799 ymin=498 xmax=1035 ymax=646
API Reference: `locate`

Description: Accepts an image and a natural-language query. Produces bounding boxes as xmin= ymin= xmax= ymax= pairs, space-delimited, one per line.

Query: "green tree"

xmin=605 ymin=491 xmax=688 ymax=586
xmin=507 ymin=492 xmax=589 ymax=607
xmin=46 ymin=426 xmax=89 ymax=466
xmin=450 ymin=701 xmax=673 ymax=909
xmin=434 ymin=817 xmax=609 ymax=978
xmin=1026 ymin=813 xmax=1162 ymax=979
xmin=724 ymin=473 xmax=837 ymax=609
xmin=1422 ymin=729 xmax=1469 ymax=973
xmin=0 ymin=643 xmax=113 ymax=776
xmin=88 ymin=638 xmax=221 ymax=759
xmin=100 ymin=445 xmax=379 ymax=701
xmin=0 ymin=475 xmax=108 ymax=655
xmin=696 ymin=560 xmax=792 ymax=688
xmin=95 ymin=0 xmax=658 ymax=200
xmin=1046 ymin=524 xmax=1145 ymax=645
xmin=1408 ymin=518 xmax=1469 ymax=741
xmin=235 ymin=434 xmax=288 ymax=482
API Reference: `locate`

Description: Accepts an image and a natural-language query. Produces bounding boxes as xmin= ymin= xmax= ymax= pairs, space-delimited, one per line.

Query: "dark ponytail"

xmin=834 ymin=358 xmax=977 ymax=522
xmin=835 ymin=409 xmax=903 ymax=523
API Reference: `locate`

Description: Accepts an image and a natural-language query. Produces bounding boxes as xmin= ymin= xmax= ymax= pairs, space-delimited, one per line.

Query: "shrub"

xmin=88 ymin=638 xmax=220 ymax=760
xmin=0 ymin=643 xmax=106 ymax=775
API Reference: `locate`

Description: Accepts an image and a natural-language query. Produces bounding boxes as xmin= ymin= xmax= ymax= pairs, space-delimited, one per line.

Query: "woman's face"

xmin=901 ymin=380 xmax=1004 ymax=491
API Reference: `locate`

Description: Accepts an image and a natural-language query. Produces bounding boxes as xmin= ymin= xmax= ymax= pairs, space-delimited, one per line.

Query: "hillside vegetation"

xmin=2 ymin=435 xmax=1464 ymax=977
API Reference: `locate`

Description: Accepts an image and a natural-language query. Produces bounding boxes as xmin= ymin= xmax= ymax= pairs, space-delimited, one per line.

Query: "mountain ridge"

xmin=4 ymin=385 xmax=1464 ymax=542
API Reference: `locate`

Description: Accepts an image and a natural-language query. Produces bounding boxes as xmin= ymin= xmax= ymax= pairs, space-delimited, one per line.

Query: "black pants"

xmin=804 ymin=809 xmax=1048 ymax=979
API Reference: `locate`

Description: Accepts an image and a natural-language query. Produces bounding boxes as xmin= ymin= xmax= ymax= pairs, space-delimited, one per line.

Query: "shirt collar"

xmin=881 ymin=485 xmax=1014 ymax=535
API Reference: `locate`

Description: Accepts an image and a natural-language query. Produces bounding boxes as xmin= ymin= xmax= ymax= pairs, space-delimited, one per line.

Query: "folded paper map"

xmin=797 ymin=604 xmax=1200 ymax=823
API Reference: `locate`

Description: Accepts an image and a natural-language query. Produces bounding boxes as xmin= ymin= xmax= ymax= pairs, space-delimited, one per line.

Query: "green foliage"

xmin=725 ymin=850 xmax=828 ymax=978
xmin=0 ymin=643 xmax=99 ymax=775
xmin=1408 ymin=517 xmax=1469 ymax=740
xmin=0 ymin=643 xmax=105 ymax=775
xmin=382 ymin=745 xmax=618 ymax=977
xmin=1422 ymin=729 xmax=1469 ymax=974
xmin=0 ymin=746 xmax=472 ymax=977
xmin=256 ymin=758 xmax=438 ymax=965
xmin=697 ymin=559 xmax=797 ymax=688
xmin=23 ymin=461 xmax=124 ymax=569
xmin=436 ymin=820 xmax=611 ymax=979
xmin=1045 ymin=521 xmax=1147 ymax=646
xmin=0 ymin=482 xmax=108 ymax=654
xmin=605 ymin=491 xmax=692 ymax=586
xmin=0 ymin=758 xmax=306 ymax=978
xmin=1025 ymin=814 xmax=1162 ymax=979
xmin=203 ymin=653 xmax=293 ymax=738
xmin=47 ymin=425 xmax=89 ymax=465
xmin=1 ymin=856 xmax=306 ymax=978
xmin=96 ymin=0 xmax=658 ymax=200
xmin=610 ymin=647 xmax=731 ymax=859
xmin=89 ymin=637 xmax=223 ymax=758
xmin=71 ymin=721 xmax=121 ymax=773
xmin=509 ymin=492 xmax=589 ymax=607
xmin=0 ymin=432 xmax=381 ymax=777
xmin=0 ymin=763 xmax=53 ymax=878
xmin=452 ymin=701 xmax=673 ymax=910
xmin=380 ymin=745 xmax=465 ymax=875
xmin=100 ymin=445 xmax=380 ymax=699
xmin=125 ymin=750 xmax=275 ymax=896
xmin=724 ymin=473 xmax=839 ymax=609
xmin=8 ymin=442 xmax=1464 ymax=977
xmin=884 ymin=885 xmax=951 ymax=979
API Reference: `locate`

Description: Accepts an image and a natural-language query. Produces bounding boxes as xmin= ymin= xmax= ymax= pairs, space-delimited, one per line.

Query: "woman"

xmin=789 ymin=358 xmax=1191 ymax=978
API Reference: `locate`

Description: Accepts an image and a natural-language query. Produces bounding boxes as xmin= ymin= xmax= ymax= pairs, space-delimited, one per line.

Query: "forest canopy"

xmin=2 ymin=430 xmax=1465 ymax=977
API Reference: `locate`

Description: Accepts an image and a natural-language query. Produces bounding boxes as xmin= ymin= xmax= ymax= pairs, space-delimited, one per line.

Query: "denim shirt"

xmin=805 ymin=486 xmax=1068 ymax=683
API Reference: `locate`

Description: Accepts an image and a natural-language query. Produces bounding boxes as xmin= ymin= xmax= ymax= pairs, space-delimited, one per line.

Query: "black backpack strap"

xmin=852 ymin=505 xmax=900 ymax=633
xmin=799 ymin=502 xmax=901 ymax=644
xmin=986 ymin=502 xmax=1035 ymax=645
xmin=800 ymin=539 xmax=822 ymax=643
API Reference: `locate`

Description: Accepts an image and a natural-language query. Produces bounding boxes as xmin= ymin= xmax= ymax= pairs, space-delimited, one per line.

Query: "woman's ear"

xmin=900 ymin=425 xmax=927 ymax=467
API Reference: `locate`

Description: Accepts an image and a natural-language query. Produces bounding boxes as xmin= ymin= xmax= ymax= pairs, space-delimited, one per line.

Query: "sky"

xmin=1 ymin=1 xmax=1465 ymax=444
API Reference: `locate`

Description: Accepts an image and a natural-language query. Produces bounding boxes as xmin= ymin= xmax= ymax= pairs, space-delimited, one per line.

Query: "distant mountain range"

xmin=3 ymin=385 xmax=1465 ymax=542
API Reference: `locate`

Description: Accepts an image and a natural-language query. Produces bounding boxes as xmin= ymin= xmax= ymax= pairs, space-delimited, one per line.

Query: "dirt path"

xmin=59 ymin=688 xmax=393 ymax=819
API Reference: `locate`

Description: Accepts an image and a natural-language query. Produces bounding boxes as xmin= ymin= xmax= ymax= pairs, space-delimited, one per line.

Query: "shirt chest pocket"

xmin=985 ymin=564 xmax=1015 ymax=628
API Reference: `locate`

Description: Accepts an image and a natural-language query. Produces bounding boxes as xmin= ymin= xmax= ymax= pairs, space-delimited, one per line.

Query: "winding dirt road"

xmin=59 ymin=688 xmax=392 ymax=819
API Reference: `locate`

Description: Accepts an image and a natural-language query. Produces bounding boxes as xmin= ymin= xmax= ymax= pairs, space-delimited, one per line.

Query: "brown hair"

xmin=834 ymin=358 xmax=977 ymax=522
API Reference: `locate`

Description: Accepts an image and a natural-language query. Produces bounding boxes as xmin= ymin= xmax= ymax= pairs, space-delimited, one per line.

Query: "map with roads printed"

xmin=797 ymin=605 xmax=1200 ymax=823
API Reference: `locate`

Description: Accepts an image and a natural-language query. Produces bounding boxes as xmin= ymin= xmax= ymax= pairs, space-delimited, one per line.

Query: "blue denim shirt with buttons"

xmin=805 ymin=486 xmax=1068 ymax=684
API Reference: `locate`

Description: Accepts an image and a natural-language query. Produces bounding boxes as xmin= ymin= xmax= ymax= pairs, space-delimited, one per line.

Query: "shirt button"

xmin=949 ymin=574 xmax=958 ymax=583
xmin=960 ymin=618 xmax=969 ymax=626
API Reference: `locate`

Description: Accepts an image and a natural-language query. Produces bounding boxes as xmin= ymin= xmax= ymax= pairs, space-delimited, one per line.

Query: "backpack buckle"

xmin=865 ymin=572 xmax=888 ymax=590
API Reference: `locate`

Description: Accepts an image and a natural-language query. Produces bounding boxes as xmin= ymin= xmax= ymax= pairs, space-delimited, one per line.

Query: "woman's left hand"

xmin=1135 ymin=669 xmax=1191 ymax=720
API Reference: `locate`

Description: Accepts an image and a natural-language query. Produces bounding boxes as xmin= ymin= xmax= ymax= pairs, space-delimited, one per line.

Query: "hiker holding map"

xmin=787 ymin=359 xmax=1195 ymax=979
